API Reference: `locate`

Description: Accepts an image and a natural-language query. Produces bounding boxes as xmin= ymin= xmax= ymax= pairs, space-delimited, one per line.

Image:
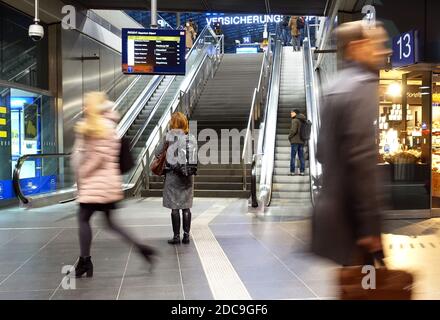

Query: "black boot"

xmin=182 ymin=209 xmax=192 ymax=244
xmin=73 ymin=256 xmax=93 ymax=278
xmin=168 ymin=210 xmax=181 ymax=245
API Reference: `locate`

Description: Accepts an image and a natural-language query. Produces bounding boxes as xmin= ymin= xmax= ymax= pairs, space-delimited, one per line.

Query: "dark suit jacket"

xmin=312 ymin=61 xmax=382 ymax=266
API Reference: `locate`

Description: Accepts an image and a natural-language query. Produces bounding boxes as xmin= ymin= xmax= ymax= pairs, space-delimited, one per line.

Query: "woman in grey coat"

xmin=155 ymin=112 xmax=197 ymax=245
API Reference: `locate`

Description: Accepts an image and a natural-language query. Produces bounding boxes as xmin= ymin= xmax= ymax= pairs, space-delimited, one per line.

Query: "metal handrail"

xmin=315 ymin=0 xmax=342 ymax=70
xmin=128 ymin=76 xmax=176 ymax=150
xmin=303 ymin=23 xmax=323 ymax=206
xmin=5 ymin=62 xmax=37 ymax=84
xmin=117 ymin=76 xmax=163 ymax=138
xmin=13 ymin=153 xmax=71 ymax=204
xmin=241 ymin=39 xmax=273 ymax=192
xmin=254 ymin=38 xmax=282 ymax=208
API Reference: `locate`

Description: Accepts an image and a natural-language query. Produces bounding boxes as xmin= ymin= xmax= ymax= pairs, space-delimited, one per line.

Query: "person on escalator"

xmin=185 ymin=21 xmax=196 ymax=51
xmin=312 ymin=21 xmax=391 ymax=267
xmin=288 ymin=16 xmax=301 ymax=51
xmin=70 ymin=91 xmax=157 ymax=278
xmin=154 ymin=112 xmax=197 ymax=245
xmin=288 ymin=109 xmax=306 ymax=176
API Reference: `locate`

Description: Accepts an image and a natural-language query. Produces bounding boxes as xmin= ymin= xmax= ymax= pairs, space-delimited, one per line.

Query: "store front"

xmin=378 ymin=67 xmax=440 ymax=218
xmin=0 ymin=85 xmax=57 ymax=202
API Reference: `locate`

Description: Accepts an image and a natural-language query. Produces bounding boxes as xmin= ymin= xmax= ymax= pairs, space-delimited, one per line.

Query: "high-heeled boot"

xmin=168 ymin=210 xmax=181 ymax=244
xmin=182 ymin=209 xmax=192 ymax=244
xmin=73 ymin=256 xmax=93 ymax=278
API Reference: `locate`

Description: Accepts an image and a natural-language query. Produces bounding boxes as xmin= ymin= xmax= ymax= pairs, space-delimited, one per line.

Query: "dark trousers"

xmin=290 ymin=143 xmax=305 ymax=173
xmin=78 ymin=203 xmax=139 ymax=257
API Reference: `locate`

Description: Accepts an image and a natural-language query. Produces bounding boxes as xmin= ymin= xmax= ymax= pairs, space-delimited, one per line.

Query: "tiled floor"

xmin=0 ymin=197 xmax=439 ymax=299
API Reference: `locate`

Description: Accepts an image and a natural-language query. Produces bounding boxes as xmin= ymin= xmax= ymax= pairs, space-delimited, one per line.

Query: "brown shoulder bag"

xmin=150 ymin=142 xmax=169 ymax=176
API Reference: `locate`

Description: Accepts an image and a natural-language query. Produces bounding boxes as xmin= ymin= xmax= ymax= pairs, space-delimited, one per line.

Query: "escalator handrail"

xmin=256 ymin=38 xmax=283 ymax=207
xmin=128 ymin=75 xmax=176 ymax=151
xmin=13 ymin=153 xmax=71 ymax=204
xmin=117 ymin=76 xmax=163 ymax=138
xmin=242 ymin=43 xmax=271 ymax=163
xmin=303 ymin=23 xmax=323 ymax=207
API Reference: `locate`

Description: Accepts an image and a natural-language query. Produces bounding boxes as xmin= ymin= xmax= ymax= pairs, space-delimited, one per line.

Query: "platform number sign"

xmin=392 ymin=30 xmax=419 ymax=68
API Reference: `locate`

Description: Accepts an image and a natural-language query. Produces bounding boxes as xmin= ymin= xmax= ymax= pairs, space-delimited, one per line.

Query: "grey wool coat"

xmin=155 ymin=129 xmax=197 ymax=210
xmin=312 ymin=61 xmax=382 ymax=266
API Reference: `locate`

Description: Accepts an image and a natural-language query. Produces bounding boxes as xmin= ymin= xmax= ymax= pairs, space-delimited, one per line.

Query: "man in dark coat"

xmin=312 ymin=21 xmax=391 ymax=266
xmin=288 ymin=109 xmax=306 ymax=176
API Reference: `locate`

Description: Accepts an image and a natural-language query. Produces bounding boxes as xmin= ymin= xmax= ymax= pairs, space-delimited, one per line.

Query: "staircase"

xmin=271 ymin=48 xmax=311 ymax=208
xmin=143 ymin=53 xmax=263 ymax=198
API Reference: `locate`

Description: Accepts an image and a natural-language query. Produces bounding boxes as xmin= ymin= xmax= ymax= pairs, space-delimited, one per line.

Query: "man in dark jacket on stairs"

xmin=288 ymin=109 xmax=306 ymax=176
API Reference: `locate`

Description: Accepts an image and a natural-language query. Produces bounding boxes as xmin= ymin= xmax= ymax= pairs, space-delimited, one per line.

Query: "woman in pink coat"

xmin=71 ymin=92 xmax=156 ymax=278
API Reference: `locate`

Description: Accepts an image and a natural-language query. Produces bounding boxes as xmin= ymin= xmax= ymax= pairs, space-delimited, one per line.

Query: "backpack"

xmin=299 ymin=118 xmax=312 ymax=141
xmin=120 ymin=136 xmax=135 ymax=174
xmin=297 ymin=17 xmax=305 ymax=30
xmin=173 ymin=138 xmax=197 ymax=177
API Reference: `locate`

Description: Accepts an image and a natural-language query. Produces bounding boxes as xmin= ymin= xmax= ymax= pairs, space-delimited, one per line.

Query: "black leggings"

xmin=78 ymin=204 xmax=139 ymax=257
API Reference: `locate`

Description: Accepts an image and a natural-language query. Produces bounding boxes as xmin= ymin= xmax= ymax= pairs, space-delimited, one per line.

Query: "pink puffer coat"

xmin=71 ymin=111 xmax=123 ymax=204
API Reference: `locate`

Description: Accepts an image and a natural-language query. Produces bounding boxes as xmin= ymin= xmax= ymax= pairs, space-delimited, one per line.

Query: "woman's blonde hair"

xmin=169 ymin=112 xmax=189 ymax=134
xmin=75 ymin=92 xmax=110 ymax=139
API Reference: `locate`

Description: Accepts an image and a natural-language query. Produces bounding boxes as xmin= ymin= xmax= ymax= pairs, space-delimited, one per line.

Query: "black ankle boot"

xmin=168 ymin=234 xmax=181 ymax=245
xmin=73 ymin=256 xmax=93 ymax=278
xmin=182 ymin=232 xmax=190 ymax=244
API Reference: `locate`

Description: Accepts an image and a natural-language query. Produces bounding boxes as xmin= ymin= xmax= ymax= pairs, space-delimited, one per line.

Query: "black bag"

xmin=299 ymin=119 xmax=312 ymax=142
xmin=297 ymin=17 xmax=305 ymax=30
xmin=120 ymin=137 xmax=135 ymax=174
xmin=174 ymin=139 xmax=197 ymax=177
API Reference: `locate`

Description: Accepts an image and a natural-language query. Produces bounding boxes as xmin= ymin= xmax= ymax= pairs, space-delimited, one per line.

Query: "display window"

xmin=378 ymin=70 xmax=431 ymax=211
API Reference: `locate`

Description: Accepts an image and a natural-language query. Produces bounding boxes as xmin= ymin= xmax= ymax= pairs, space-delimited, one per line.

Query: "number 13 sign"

xmin=391 ymin=30 xmax=419 ymax=68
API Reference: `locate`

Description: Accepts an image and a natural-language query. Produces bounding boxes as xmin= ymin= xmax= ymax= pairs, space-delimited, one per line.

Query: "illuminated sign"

xmin=391 ymin=30 xmax=419 ymax=68
xmin=206 ymin=15 xmax=283 ymax=26
xmin=205 ymin=15 xmax=315 ymax=26
xmin=121 ymin=29 xmax=186 ymax=75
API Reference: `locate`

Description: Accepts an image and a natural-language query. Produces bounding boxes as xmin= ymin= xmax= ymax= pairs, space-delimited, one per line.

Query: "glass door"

xmin=432 ymin=73 xmax=440 ymax=209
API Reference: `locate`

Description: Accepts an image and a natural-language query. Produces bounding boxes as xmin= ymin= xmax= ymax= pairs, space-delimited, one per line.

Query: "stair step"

xmin=272 ymin=183 xmax=311 ymax=192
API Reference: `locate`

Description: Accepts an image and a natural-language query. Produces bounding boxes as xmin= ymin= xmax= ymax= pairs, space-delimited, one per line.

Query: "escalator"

xmin=13 ymin=25 xmax=224 ymax=207
xmin=250 ymin=23 xmax=322 ymax=212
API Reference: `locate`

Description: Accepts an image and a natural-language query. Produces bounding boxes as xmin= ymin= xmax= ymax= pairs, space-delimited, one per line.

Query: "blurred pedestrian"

xmin=71 ymin=92 xmax=157 ymax=278
xmin=280 ymin=15 xmax=291 ymax=46
xmin=288 ymin=16 xmax=301 ymax=51
xmin=312 ymin=21 xmax=391 ymax=266
xmin=297 ymin=16 xmax=306 ymax=46
xmin=189 ymin=18 xmax=198 ymax=39
xmin=154 ymin=112 xmax=197 ymax=245
xmin=185 ymin=21 xmax=196 ymax=51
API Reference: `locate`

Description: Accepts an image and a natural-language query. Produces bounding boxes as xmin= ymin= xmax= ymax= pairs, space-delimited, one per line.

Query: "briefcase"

xmin=339 ymin=264 xmax=413 ymax=300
